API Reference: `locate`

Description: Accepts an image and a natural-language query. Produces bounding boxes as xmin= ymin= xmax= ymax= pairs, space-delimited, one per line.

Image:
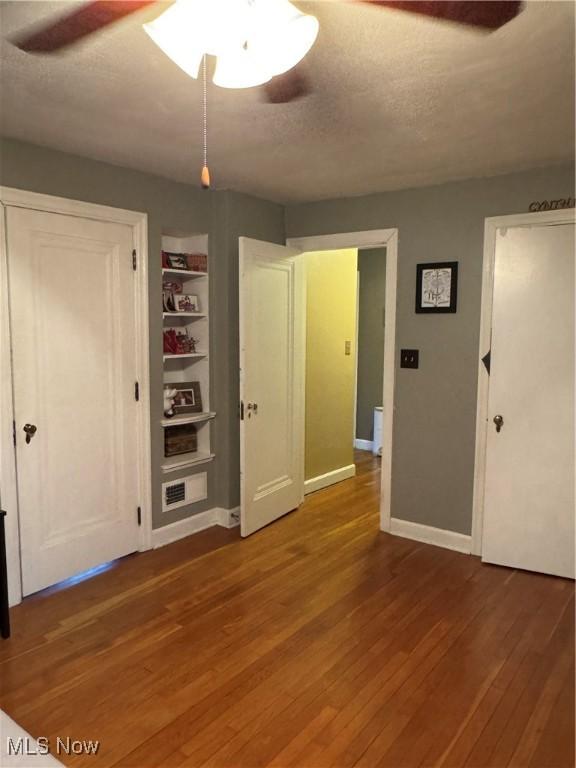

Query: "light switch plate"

xmin=400 ymin=349 xmax=419 ymax=369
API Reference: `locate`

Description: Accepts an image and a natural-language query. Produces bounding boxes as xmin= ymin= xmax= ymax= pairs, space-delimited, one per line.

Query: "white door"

xmin=6 ymin=206 xmax=141 ymax=595
xmin=239 ymin=237 xmax=305 ymax=537
xmin=482 ymin=222 xmax=575 ymax=578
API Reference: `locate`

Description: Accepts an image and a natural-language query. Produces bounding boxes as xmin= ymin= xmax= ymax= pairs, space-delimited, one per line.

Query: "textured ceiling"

xmin=0 ymin=0 xmax=574 ymax=203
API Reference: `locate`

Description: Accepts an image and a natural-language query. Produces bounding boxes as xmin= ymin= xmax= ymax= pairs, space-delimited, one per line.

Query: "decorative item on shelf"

xmin=164 ymin=423 xmax=198 ymax=457
xmin=163 ymin=386 xmax=178 ymax=418
xmin=162 ymin=251 xmax=208 ymax=273
xmin=169 ymin=381 xmax=203 ymax=415
xmin=162 ymin=278 xmax=183 ymax=312
xmin=162 ymin=279 xmax=183 ymax=294
xmin=163 ymin=328 xmax=199 ymax=355
xmin=162 ymin=291 xmax=176 ymax=312
xmin=188 ymin=253 xmax=208 ymax=272
xmin=415 ymin=262 xmax=458 ymax=314
xmin=173 ymin=294 xmax=199 ymax=313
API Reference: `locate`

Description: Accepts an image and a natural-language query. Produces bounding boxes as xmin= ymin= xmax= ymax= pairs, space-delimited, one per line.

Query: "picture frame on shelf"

xmin=173 ymin=294 xmax=199 ymax=313
xmin=163 ymin=252 xmax=189 ymax=271
xmin=415 ymin=261 xmax=458 ymax=314
xmin=166 ymin=381 xmax=203 ymax=415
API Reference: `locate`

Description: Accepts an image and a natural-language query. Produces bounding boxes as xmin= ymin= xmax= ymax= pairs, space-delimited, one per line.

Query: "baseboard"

xmin=390 ymin=518 xmax=472 ymax=554
xmin=152 ymin=509 xmax=218 ymax=548
xmin=304 ymin=464 xmax=356 ymax=495
xmin=354 ymin=439 xmax=373 ymax=452
xmin=152 ymin=506 xmax=240 ymax=548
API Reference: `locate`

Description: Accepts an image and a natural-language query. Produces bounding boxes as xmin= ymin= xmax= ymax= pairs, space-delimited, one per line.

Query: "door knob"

xmin=23 ymin=424 xmax=37 ymax=444
xmin=493 ymin=415 xmax=504 ymax=433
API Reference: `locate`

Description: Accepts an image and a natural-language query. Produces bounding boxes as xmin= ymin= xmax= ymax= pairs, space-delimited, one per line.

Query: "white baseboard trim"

xmin=152 ymin=509 xmax=218 ymax=548
xmin=152 ymin=506 xmax=240 ymax=548
xmin=390 ymin=518 xmax=472 ymax=554
xmin=354 ymin=439 xmax=373 ymax=451
xmin=304 ymin=464 xmax=356 ymax=495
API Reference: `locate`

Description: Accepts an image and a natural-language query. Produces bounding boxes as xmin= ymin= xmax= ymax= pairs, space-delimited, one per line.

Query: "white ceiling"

xmin=0 ymin=0 xmax=574 ymax=203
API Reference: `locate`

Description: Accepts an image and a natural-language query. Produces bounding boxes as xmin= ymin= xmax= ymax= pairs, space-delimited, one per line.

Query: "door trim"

xmin=287 ymin=229 xmax=397 ymax=533
xmin=471 ymin=208 xmax=576 ymax=556
xmin=0 ymin=187 xmax=152 ymax=606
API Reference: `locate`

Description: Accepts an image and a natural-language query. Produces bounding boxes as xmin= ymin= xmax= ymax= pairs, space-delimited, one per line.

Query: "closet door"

xmin=7 ymin=206 xmax=140 ymax=595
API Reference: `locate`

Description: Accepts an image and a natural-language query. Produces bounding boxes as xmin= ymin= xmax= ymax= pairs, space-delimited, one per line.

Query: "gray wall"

xmin=356 ymin=248 xmax=386 ymax=443
xmin=0 ymin=138 xmax=284 ymax=527
xmin=2 ymin=138 xmax=573 ymax=537
xmin=286 ymin=165 xmax=575 ymax=535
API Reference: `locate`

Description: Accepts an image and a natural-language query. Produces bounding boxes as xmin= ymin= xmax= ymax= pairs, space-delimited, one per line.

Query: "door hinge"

xmin=135 ymin=382 xmax=140 ymax=401
xmin=137 ymin=506 xmax=142 ymax=526
xmin=239 ymin=400 xmax=244 ymax=420
xmin=132 ymin=249 xmax=137 ymax=271
xmin=12 ymin=420 xmax=16 ymax=447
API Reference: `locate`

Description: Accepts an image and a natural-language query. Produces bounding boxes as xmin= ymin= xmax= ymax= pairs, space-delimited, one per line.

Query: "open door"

xmin=239 ymin=237 xmax=305 ymax=537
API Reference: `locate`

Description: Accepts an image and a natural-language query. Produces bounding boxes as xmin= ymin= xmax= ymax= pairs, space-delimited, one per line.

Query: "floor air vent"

xmin=162 ymin=472 xmax=207 ymax=512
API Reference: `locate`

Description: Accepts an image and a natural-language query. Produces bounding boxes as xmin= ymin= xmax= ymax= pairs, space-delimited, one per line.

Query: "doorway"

xmin=239 ymin=229 xmax=397 ymax=537
xmin=0 ymin=188 xmax=152 ymax=605
xmin=302 ymin=247 xmax=387 ymax=495
xmin=472 ymin=208 xmax=575 ymax=578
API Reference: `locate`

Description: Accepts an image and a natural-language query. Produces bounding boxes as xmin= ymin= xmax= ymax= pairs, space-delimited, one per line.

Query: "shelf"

xmin=162 ymin=451 xmax=215 ymax=473
xmin=163 ymin=352 xmax=207 ymax=361
xmin=161 ymin=411 xmax=216 ymax=427
xmin=162 ymin=268 xmax=207 ymax=278
xmin=163 ymin=312 xmax=207 ymax=319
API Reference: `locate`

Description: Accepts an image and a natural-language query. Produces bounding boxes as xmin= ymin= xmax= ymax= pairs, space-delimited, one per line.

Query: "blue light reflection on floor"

xmin=53 ymin=561 xmax=115 ymax=590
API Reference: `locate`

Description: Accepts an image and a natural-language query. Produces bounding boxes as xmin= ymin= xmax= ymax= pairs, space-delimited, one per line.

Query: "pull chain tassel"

xmin=201 ymin=54 xmax=210 ymax=189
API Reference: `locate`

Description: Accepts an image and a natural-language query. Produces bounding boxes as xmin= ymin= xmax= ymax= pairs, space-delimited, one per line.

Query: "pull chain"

xmin=201 ymin=54 xmax=211 ymax=189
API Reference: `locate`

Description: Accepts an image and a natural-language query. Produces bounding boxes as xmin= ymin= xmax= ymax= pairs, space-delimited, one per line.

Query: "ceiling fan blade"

xmin=263 ymin=66 xmax=311 ymax=104
xmin=362 ymin=1 xmax=522 ymax=30
xmin=14 ymin=0 xmax=159 ymax=53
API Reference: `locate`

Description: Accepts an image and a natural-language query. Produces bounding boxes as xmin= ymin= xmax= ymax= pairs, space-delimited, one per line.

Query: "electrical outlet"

xmin=345 ymin=340 xmax=351 ymax=356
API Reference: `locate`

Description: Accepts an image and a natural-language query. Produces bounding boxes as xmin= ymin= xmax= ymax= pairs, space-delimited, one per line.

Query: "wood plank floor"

xmin=1 ymin=452 xmax=574 ymax=768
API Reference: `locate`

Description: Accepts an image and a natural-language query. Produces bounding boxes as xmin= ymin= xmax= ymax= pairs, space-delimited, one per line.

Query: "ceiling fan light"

xmin=144 ymin=0 xmax=318 ymax=88
xmin=213 ymin=51 xmax=273 ymax=89
xmin=143 ymin=2 xmax=205 ymax=79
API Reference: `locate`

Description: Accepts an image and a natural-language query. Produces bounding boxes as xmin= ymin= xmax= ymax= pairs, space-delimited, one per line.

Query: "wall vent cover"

xmin=162 ymin=472 xmax=208 ymax=513
xmin=165 ymin=482 xmax=186 ymax=506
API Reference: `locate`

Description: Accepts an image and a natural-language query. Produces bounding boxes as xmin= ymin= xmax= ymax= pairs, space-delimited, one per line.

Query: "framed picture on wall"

xmin=415 ymin=262 xmax=458 ymax=313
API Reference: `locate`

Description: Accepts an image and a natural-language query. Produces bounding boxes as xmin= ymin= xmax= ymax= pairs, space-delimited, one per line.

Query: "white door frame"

xmin=287 ymin=229 xmax=398 ymax=532
xmin=0 ymin=187 xmax=152 ymax=606
xmin=471 ymin=207 xmax=576 ymax=556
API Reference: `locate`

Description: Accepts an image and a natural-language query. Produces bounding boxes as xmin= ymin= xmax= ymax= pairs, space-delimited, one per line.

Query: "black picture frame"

xmin=415 ymin=261 xmax=458 ymax=314
xmin=171 ymin=381 xmax=203 ymax=414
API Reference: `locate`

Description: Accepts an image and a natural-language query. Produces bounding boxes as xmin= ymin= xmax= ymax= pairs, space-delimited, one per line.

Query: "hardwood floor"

xmin=1 ymin=452 xmax=574 ymax=768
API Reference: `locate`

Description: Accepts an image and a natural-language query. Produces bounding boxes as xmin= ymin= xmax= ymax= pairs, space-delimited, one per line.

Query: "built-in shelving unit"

xmin=161 ymin=233 xmax=214 ymax=480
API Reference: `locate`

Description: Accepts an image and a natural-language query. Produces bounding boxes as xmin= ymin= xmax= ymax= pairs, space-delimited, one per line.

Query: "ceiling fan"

xmin=11 ymin=0 xmax=523 ymax=189
xmin=13 ymin=0 xmax=523 ymax=104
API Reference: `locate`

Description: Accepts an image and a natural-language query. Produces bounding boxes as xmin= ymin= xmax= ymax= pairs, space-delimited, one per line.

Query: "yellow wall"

xmin=305 ymin=249 xmax=358 ymax=481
